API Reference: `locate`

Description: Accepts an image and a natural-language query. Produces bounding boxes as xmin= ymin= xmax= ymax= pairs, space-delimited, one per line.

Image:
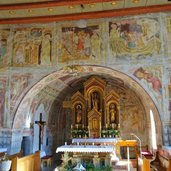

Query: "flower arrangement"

xmin=101 ymin=127 xmax=120 ymax=138
xmin=101 ymin=129 xmax=108 ymax=137
xmin=71 ymin=127 xmax=89 ymax=138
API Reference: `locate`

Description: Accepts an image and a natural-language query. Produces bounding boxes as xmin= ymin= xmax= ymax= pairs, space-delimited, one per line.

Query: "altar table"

xmin=56 ymin=145 xmax=114 ymax=153
xmin=72 ymin=138 xmax=120 ymax=144
xmin=56 ymin=145 xmax=114 ymax=168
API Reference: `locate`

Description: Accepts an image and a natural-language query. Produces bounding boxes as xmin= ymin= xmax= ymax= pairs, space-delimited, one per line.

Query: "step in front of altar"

xmin=112 ymin=160 xmax=137 ymax=171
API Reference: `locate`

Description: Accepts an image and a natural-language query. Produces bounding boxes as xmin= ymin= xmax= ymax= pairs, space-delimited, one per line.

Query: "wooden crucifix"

xmin=35 ymin=113 xmax=46 ymax=150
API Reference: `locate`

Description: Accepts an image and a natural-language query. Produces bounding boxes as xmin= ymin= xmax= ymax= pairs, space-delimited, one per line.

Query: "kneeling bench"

xmin=41 ymin=155 xmax=52 ymax=167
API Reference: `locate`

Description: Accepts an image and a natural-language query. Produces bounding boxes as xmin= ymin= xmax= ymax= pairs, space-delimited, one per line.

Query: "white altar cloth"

xmin=56 ymin=145 xmax=114 ymax=153
xmin=72 ymin=138 xmax=119 ymax=144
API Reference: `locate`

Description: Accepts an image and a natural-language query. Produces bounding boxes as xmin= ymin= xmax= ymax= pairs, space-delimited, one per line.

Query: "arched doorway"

xmin=12 ymin=65 xmax=162 ymax=155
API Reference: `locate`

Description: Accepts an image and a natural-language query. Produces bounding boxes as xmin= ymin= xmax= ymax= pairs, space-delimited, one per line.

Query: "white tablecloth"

xmin=56 ymin=145 xmax=114 ymax=153
xmin=72 ymin=138 xmax=120 ymax=143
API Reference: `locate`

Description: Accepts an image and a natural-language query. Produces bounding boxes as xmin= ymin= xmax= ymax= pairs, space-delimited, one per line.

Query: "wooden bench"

xmin=151 ymin=149 xmax=171 ymax=171
xmin=11 ymin=151 xmax=40 ymax=171
xmin=8 ymin=150 xmax=23 ymax=161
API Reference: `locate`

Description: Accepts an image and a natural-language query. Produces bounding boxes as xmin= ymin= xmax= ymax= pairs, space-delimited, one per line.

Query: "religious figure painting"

xmin=120 ymin=106 xmax=144 ymax=136
xmin=12 ymin=27 xmax=53 ymax=66
xmin=133 ymin=67 xmax=162 ymax=96
xmin=58 ymin=25 xmax=102 ymax=63
xmin=109 ymin=18 xmax=161 ymax=59
xmin=0 ymin=29 xmax=10 ymax=67
xmin=0 ymin=78 xmax=7 ymax=127
xmin=165 ymin=16 xmax=171 ymax=60
xmin=10 ymin=73 xmax=32 ymax=104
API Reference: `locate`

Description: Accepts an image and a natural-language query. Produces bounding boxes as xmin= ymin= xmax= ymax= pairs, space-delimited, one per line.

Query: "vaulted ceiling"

xmin=0 ymin=0 xmax=171 ymax=24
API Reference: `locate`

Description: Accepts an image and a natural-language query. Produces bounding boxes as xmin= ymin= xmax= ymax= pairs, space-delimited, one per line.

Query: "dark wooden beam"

xmin=0 ymin=4 xmax=171 ymax=24
xmin=0 ymin=0 xmax=121 ymax=10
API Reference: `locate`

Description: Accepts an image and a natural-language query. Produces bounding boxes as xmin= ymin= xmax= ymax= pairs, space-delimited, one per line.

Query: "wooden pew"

xmin=8 ymin=150 xmax=23 ymax=161
xmin=150 ymin=149 xmax=171 ymax=171
xmin=11 ymin=151 xmax=40 ymax=171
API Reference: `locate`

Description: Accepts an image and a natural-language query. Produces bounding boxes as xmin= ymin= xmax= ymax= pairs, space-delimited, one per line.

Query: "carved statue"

xmin=75 ymin=104 xmax=82 ymax=124
xmin=91 ymin=91 xmax=99 ymax=110
xmin=109 ymin=103 xmax=117 ymax=123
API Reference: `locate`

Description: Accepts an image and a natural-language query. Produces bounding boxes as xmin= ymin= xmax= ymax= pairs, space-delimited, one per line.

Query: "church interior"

xmin=0 ymin=0 xmax=171 ymax=171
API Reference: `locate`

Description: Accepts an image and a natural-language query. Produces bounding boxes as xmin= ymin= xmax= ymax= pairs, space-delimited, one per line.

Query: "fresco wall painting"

xmin=108 ymin=18 xmax=161 ymax=61
xmin=0 ymin=29 xmax=11 ymax=67
xmin=58 ymin=24 xmax=102 ymax=64
xmin=10 ymin=73 xmax=33 ymax=121
xmin=12 ymin=27 xmax=53 ymax=66
xmin=0 ymin=78 xmax=7 ymax=127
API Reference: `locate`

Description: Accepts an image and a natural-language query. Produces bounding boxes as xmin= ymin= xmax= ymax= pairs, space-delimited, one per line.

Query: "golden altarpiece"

xmin=57 ymin=76 xmax=139 ymax=171
xmin=70 ymin=76 xmax=120 ymax=138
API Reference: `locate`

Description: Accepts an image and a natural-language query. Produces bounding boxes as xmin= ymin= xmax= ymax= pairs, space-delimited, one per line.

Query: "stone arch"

xmin=12 ymin=65 xmax=163 ymax=147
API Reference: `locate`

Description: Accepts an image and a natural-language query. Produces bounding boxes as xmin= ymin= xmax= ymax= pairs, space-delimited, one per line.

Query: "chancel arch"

xmin=12 ymin=65 xmax=162 ymax=155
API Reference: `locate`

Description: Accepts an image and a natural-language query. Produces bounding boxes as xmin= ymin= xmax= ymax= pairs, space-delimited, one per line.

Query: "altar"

xmin=57 ymin=77 xmax=129 ymax=170
xmin=56 ymin=144 xmax=115 ymax=169
xmin=56 ymin=139 xmax=139 ymax=171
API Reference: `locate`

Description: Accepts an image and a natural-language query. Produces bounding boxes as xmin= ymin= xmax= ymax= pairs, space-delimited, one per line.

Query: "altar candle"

xmin=71 ymin=124 xmax=73 ymax=129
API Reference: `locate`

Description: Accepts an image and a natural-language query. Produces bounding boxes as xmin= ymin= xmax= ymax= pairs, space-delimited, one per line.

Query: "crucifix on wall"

xmin=35 ymin=113 xmax=46 ymax=150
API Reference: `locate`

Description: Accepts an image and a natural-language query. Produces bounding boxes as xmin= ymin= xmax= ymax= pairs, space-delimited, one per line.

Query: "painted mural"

xmin=120 ymin=106 xmax=145 ymax=136
xmin=0 ymin=29 xmax=10 ymax=67
xmin=10 ymin=73 xmax=33 ymax=120
xmin=11 ymin=73 xmax=32 ymax=101
xmin=0 ymin=78 xmax=7 ymax=127
xmin=58 ymin=25 xmax=102 ymax=63
xmin=12 ymin=27 xmax=53 ymax=66
xmin=166 ymin=16 xmax=171 ymax=59
xmin=133 ymin=67 xmax=162 ymax=97
xmin=109 ymin=18 xmax=161 ymax=58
